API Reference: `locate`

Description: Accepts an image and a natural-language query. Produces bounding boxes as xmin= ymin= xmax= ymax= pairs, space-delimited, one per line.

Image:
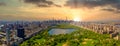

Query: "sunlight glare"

xmin=74 ymin=17 xmax=80 ymax=22
xmin=70 ymin=9 xmax=82 ymax=22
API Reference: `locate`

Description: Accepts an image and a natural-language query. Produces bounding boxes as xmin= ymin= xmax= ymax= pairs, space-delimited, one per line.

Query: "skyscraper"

xmin=6 ymin=28 xmax=10 ymax=46
xmin=17 ymin=26 xmax=25 ymax=40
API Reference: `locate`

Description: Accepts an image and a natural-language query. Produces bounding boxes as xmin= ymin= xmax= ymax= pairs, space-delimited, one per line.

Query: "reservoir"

xmin=49 ymin=28 xmax=75 ymax=35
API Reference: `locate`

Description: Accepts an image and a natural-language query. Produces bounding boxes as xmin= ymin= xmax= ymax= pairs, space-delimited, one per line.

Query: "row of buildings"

xmin=72 ymin=22 xmax=120 ymax=40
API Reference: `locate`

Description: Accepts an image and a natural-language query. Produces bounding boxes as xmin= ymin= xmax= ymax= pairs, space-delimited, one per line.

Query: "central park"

xmin=20 ymin=24 xmax=120 ymax=46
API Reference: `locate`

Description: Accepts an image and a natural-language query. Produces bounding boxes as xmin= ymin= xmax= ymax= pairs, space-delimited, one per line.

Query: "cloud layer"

xmin=65 ymin=0 xmax=120 ymax=12
xmin=24 ymin=0 xmax=61 ymax=7
xmin=0 ymin=2 xmax=6 ymax=6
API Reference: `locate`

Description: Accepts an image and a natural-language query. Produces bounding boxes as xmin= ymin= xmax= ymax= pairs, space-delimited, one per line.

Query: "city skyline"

xmin=0 ymin=0 xmax=120 ymax=22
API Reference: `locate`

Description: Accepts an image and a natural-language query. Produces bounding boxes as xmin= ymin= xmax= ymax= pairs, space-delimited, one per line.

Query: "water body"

xmin=49 ymin=28 xmax=75 ymax=35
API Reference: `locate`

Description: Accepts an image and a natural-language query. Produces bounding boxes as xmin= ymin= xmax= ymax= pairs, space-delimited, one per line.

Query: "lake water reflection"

xmin=49 ymin=28 xmax=75 ymax=35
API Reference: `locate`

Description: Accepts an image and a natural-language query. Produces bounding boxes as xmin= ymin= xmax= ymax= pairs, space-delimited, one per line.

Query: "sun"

xmin=73 ymin=17 xmax=80 ymax=22
xmin=70 ymin=9 xmax=82 ymax=22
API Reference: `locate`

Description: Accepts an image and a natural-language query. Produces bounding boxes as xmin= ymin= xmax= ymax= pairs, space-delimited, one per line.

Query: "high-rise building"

xmin=17 ymin=26 xmax=25 ymax=40
xmin=6 ymin=28 xmax=10 ymax=46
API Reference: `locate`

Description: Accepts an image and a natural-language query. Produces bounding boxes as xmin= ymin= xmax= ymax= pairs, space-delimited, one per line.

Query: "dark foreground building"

xmin=17 ymin=26 xmax=25 ymax=40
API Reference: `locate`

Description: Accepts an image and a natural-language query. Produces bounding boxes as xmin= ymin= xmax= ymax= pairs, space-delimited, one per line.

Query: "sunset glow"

xmin=73 ymin=17 xmax=80 ymax=22
xmin=0 ymin=0 xmax=120 ymax=21
xmin=70 ymin=9 xmax=82 ymax=21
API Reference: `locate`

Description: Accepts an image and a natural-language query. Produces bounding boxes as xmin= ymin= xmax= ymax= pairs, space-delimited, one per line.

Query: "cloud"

xmin=0 ymin=2 xmax=6 ymax=6
xmin=101 ymin=8 xmax=120 ymax=13
xmin=24 ymin=0 xmax=61 ymax=7
xmin=65 ymin=0 xmax=120 ymax=12
xmin=102 ymin=8 xmax=115 ymax=12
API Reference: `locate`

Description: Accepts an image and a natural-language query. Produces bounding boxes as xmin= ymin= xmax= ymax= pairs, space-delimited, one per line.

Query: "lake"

xmin=48 ymin=28 xmax=75 ymax=35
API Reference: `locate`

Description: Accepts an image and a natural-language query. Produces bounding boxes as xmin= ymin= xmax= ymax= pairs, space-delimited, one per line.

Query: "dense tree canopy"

xmin=20 ymin=24 xmax=120 ymax=46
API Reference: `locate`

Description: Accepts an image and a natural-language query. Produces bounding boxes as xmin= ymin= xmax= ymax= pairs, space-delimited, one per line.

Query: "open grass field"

xmin=20 ymin=24 xmax=120 ymax=46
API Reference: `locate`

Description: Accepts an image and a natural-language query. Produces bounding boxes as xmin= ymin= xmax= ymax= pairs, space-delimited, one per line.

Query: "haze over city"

xmin=0 ymin=0 xmax=120 ymax=21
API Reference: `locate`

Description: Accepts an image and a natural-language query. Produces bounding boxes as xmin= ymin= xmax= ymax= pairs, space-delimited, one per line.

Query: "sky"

xmin=0 ymin=0 xmax=120 ymax=22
